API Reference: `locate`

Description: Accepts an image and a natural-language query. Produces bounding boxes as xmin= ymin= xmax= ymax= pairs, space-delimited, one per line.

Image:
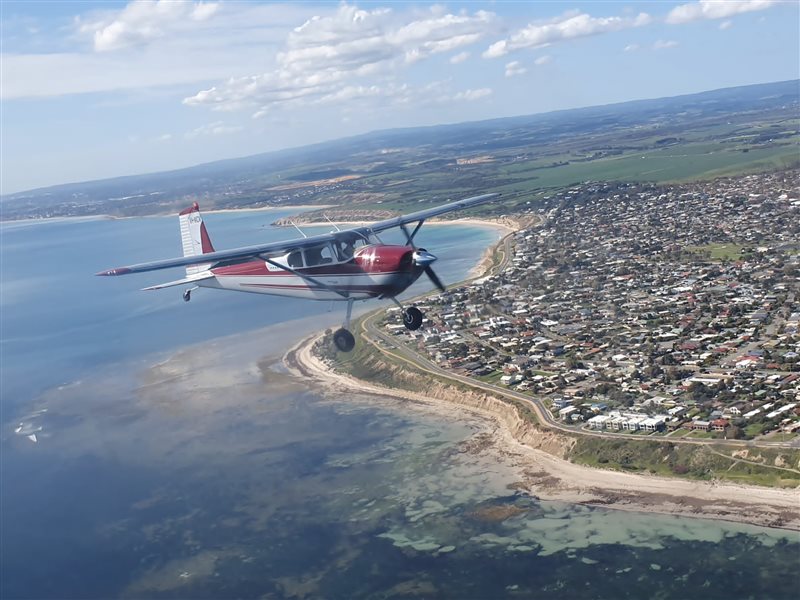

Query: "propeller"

xmin=401 ymin=223 xmax=446 ymax=292
xmin=424 ymin=265 xmax=446 ymax=292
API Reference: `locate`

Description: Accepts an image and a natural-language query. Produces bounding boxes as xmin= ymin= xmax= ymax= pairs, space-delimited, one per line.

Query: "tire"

xmin=333 ymin=328 xmax=355 ymax=352
xmin=403 ymin=306 xmax=424 ymax=331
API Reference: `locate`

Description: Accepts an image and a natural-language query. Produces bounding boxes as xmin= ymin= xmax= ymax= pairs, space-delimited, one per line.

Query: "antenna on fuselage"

xmin=289 ymin=221 xmax=308 ymax=238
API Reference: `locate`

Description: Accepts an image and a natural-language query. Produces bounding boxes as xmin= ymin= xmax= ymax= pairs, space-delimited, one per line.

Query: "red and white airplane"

xmin=97 ymin=192 xmax=499 ymax=352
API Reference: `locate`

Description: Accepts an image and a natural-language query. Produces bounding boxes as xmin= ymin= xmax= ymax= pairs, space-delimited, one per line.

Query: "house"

xmin=587 ymin=415 xmax=611 ymax=429
xmin=711 ymin=419 xmax=729 ymax=431
xmin=642 ymin=416 xmax=667 ymax=432
xmin=559 ymin=406 xmax=579 ymax=421
xmin=552 ymin=397 xmax=573 ymax=410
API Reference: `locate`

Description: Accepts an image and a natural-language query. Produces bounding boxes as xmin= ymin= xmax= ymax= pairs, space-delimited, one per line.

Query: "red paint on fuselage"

xmin=210 ymin=244 xmax=422 ymax=299
xmin=353 ymin=245 xmax=414 ymax=272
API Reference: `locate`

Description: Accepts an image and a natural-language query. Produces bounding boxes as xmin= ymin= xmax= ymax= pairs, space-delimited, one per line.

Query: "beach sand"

xmin=270 ymin=216 xmax=519 ymax=233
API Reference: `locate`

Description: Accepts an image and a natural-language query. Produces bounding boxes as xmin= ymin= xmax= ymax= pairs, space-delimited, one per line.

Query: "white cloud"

xmin=653 ymin=39 xmax=679 ymax=50
xmin=1 ymin=52 xmax=250 ymax=99
xmin=450 ymin=51 xmax=470 ymax=64
xmin=624 ymin=43 xmax=640 ymax=52
xmin=186 ymin=121 xmax=243 ymax=138
xmin=483 ymin=10 xmax=651 ymax=58
xmin=453 ymin=88 xmax=492 ymax=101
xmin=79 ymin=0 xmax=219 ymax=52
xmin=719 ymin=20 xmax=733 ymax=30
xmin=157 ymin=133 xmax=173 ymax=141
xmin=666 ymin=0 xmax=776 ymax=24
xmin=2 ymin=3 xmax=320 ymax=99
xmin=184 ymin=4 xmax=498 ymax=114
xmin=534 ymin=55 xmax=552 ymax=66
xmin=315 ymin=84 xmax=386 ymax=105
xmin=504 ymin=60 xmax=526 ymax=77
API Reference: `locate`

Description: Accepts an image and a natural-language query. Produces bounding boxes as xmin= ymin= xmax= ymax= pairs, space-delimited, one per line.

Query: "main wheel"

xmin=403 ymin=306 xmax=424 ymax=331
xmin=333 ymin=328 xmax=355 ymax=352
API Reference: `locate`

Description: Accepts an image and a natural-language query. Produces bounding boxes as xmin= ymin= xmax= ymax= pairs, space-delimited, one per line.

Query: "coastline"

xmin=285 ymin=332 xmax=800 ymax=532
xmin=205 ymin=204 xmax=335 ymax=215
xmin=269 ymin=216 xmax=517 ymax=233
xmin=0 ymin=204 xmax=332 ymax=224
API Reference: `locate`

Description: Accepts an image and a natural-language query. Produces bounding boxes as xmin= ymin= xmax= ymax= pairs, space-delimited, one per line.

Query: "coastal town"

xmin=378 ymin=169 xmax=800 ymax=443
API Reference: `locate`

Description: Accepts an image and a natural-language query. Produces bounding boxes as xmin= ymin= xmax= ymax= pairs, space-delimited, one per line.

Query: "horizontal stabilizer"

xmin=141 ymin=271 xmax=215 ymax=291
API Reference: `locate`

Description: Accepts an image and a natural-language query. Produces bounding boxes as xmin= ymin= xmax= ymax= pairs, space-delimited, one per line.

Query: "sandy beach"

xmin=205 ymin=204 xmax=336 ymax=215
xmin=270 ymin=216 xmax=518 ymax=233
xmin=285 ymin=332 xmax=800 ymax=532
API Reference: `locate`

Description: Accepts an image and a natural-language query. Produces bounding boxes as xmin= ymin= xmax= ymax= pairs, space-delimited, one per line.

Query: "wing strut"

xmin=399 ymin=220 xmax=425 ymax=246
xmin=263 ymin=258 xmax=350 ymax=299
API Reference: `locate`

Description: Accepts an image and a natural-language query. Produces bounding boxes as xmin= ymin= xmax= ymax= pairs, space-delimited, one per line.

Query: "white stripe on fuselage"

xmin=200 ymin=271 xmax=405 ymax=300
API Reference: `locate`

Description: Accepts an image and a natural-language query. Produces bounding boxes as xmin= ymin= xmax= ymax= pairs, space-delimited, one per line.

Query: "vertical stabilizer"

xmin=178 ymin=202 xmax=216 ymax=276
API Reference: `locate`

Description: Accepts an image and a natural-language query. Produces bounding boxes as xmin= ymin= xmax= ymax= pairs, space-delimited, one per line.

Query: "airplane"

xmin=97 ymin=193 xmax=500 ymax=352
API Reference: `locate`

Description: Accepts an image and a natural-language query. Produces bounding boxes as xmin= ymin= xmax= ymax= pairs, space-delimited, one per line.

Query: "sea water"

xmin=1 ymin=212 xmax=798 ymax=599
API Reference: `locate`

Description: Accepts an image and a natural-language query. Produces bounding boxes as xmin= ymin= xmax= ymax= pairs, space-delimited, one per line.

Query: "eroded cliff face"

xmin=334 ymin=349 xmax=577 ymax=460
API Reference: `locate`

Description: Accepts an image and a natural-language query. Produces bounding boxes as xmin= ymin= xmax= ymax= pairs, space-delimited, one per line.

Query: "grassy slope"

xmin=571 ymin=437 xmax=800 ymax=488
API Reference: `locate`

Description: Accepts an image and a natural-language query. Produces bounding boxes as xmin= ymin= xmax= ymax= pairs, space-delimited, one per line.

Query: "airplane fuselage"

xmin=203 ymin=244 xmax=424 ymax=301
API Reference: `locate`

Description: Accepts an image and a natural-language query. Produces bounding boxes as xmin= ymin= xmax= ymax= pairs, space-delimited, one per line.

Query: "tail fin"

xmin=178 ymin=202 xmax=216 ymax=276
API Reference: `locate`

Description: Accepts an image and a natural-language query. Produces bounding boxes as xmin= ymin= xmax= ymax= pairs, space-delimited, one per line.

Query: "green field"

xmin=571 ymin=437 xmax=800 ymax=487
xmin=688 ymin=243 xmax=746 ymax=261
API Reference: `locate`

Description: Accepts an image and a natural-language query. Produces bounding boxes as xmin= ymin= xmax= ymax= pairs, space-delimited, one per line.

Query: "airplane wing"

xmin=96 ymin=192 xmax=500 ymax=276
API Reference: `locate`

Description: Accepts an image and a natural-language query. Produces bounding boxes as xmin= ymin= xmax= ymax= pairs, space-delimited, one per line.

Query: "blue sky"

xmin=2 ymin=0 xmax=798 ymax=194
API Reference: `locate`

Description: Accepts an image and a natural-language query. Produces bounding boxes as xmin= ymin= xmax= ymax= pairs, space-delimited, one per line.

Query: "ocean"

xmin=1 ymin=211 xmax=798 ymax=599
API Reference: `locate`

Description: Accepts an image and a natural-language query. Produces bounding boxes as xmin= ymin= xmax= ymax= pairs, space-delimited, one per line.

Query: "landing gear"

xmin=403 ymin=306 xmax=423 ymax=331
xmin=391 ymin=298 xmax=425 ymax=331
xmin=182 ymin=286 xmax=199 ymax=302
xmin=333 ymin=328 xmax=355 ymax=352
xmin=333 ymin=298 xmax=356 ymax=353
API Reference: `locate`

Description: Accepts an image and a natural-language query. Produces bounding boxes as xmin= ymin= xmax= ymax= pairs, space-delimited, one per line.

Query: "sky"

xmin=1 ymin=0 xmax=798 ymax=194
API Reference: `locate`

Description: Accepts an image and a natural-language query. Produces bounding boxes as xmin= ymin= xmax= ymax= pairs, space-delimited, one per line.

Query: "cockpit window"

xmin=287 ymin=251 xmax=303 ymax=268
xmin=304 ymin=244 xmax=336 ymax=267
xmin=336 ymin=234 xmax=370 ymax=260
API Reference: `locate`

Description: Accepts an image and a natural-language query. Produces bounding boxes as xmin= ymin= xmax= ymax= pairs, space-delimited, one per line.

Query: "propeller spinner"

xmin=401 ymin=223 xmax=446 ymax=292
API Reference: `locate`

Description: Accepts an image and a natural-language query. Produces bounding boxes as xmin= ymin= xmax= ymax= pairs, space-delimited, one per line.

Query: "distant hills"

xmin=2 ymin=79 xmax=797 ymax=220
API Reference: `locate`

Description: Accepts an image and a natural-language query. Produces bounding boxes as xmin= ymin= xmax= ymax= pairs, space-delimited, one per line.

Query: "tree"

xmin=727 ymin=425 xmax=745 ymax=440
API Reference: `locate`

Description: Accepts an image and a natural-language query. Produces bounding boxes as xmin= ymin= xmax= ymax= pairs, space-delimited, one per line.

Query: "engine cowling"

xmin=354 ymin=245 xmax=415 ymax=273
